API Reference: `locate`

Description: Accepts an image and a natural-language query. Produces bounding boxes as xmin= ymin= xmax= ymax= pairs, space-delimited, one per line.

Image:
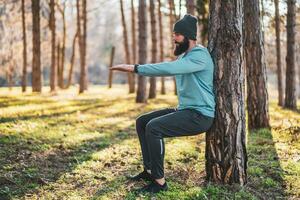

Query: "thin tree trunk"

xmin=131 ymin=0 xmax=136 ymax=92
xmin=31 ymin=0 xmax=42 ymax=92
xmin=244 ymin=0 xmax=270 ymax=130
xmin=120 ymin=0 xmax=134 ymax=93
xmin=21 ymin=0 xmax=27 ymax=92
xmin=78 ymin=0 xmax=87 ymax=93
xmin=196 ymin=0 xmax=209 ymax=45
xmin=206 ymin=0 xmax=247 ymax=184
xmin=76 ymin=0 xmax=83 ymax=92
xmin=274 ymin=0 xmax=284 ymax=106
xmin=285 ymin=0 xmax=297 ymax=109
xmin=149 ymin=0 xmax=157 ymax=99
xmin=49 ymin=0 xmax=56 ymax=92
xmin=168 ymin=0 xmax=177 ymax=95
xmin=136 ymin=0 xmax=147 ymax=103
xmin=82 ymin=0 xmax=88 ymax=91
xmin=66 ymin=31 xmax=78 ymax=88
xmin=158 ymin=0 xmax=166 ymax=94
xmin=186 ymin=0 xmax=195 ymax=15
xmin=57 ymin=40 xmax=61 ymax=86
xmin=108 ymin=46 xmax=115 ymax=88
xmin=57 ymin=2 xmax=66 ymax=89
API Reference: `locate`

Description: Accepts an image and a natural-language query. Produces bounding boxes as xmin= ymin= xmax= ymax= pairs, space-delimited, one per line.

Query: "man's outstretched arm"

xmin=111 ymin=49 xmax=208 ymax=76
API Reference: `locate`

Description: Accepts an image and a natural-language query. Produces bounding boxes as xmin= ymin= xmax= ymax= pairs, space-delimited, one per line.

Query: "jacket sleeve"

xmin=137 ymin=49 xmax=208 ymax=77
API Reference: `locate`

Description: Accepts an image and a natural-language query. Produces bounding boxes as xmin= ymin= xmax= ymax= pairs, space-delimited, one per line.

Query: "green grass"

xmin=0 ymin=85 xmax=299 ymax=199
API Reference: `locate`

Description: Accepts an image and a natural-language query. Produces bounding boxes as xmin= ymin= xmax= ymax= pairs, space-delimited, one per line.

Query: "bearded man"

xmin=111 ymin=14 xmax=215 ymax=194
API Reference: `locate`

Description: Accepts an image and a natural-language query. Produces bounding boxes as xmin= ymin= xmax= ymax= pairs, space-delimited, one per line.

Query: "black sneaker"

xmin=128 ymin=170 xmax=154 ymax=182
xmin=139 ymin=181 xmax=168 ymax=193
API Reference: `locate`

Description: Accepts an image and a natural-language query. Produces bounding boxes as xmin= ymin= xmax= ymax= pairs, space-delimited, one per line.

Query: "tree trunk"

xmin=206 ymin=0 xmax=247 ymax=185
xmin=57 ymin=2 xmax=66 ymax=89
xmin=78 ymin=0 xmax=87 ymax=93
xmin=49 ymin=0 xmax=56 ymax=92
xmin=149 ymin=0 xmax=157 ymax=99
xmin=284 ymin=0 xmax=297 ymax=109
xmin=108 ymin=46 xmax=115 ymax=88
xmin=158 ymin=0 xmax=166 ymax=94
xmin=131 ymin=0 xmax=136 ymax=92
xmin=56 ymin=40 xmax=61 ymax=87
xmin=66 ymin=31 xmax=78 ymax=88
xmin=274 ymin=0 xmax=284 ymax=106
xmin=120 ymin=0 xmax=134 ymax=94
xmin=168 ymin=0 xmax=177 ymax=95
xmin=31 ymin=0 xmax=42 ymax=92
xmin=244 ymin=0 xmax=270 ymax=130
xmin=21 ymin=0 xmax=27 ymax=92
xmin=136 ymin=0 xmax=147 ymax=103
xmin=196 ymin=0 xmax=209 ymax=45
xmin=186 ymin=0 xmax=195 ymax=15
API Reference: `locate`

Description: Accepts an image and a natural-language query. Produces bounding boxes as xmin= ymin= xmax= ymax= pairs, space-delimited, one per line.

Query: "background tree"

xmin=31 ymin=0 xmax=42 ymax=92
xmin=196 ymin=0 xmax=209 ymax=45
xmin=77 ymin=0 xmax=88 ymax=94
xmin=206 ymin=0 xmax=247 ymax=184
xmin=21 ymin=0 xmax=27 ymax=92
xmin=244 ymin=0 xmax=270 ymax=130
xmin=158 ymin=0 xmax=166 ymax=94
xmin=186 ymin=0 xmax=195 ymax=15
xmin=49 ymin=0 xmax=56 ymax=92
xmin=131 ymin=0 xmax=136 ymax=93
xmin=285 ymin=0 xmax=297 ymax=109
xmin=136 ymin=0 xmax=147 ymax=103
xmin=56 ymin=2 xmax=66 ymax=89
xmin=66 ymin=31 xmax=78 ymax=88
xmin=168 ymin=0 xmax=177 ymax=95
xmin=120 ymin=0 xmax=134 ymax=93
xmin=274 ymin=0 xmax=284 ymax=106
xmin=148 ymin=0 xmax=157 ymax=99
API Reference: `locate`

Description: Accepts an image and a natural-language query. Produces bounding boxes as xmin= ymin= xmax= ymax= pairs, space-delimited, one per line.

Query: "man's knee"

xmin=136 ymin=113 xmax=149 ymax=131
xmin=145 ymin=119 xmax=161 ymax=138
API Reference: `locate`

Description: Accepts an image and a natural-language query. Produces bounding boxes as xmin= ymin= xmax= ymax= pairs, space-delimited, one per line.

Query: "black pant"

xmin=135 ymin=108 xmax=214 ymax=179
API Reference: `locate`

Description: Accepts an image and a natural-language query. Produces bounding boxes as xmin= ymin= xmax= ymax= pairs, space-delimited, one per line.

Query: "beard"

xmin=173 ymin=37 xmax=189 ymax=56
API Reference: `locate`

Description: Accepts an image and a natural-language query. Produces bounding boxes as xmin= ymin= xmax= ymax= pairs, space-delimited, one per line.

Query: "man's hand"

xmin=111 ymin=64 xmax=134 ymax=73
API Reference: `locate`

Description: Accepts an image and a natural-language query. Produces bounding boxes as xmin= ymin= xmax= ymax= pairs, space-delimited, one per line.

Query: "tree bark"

xmin=31 ymin=0 xmax=42 ymax=92
xmin=186 ymin=0 xmax=195 ymax=15
xmin=21 ymin=0 xmax=27 ymax=92
xmin=66 ymin=31 xmax=78 ymax=88
xmin=56 ymin=2 xmax=66 ymax=89
xmin=120 ymin=0 xmax=134 ymax=94
xmin=168 ymin=0 xmax=177 ymax=95
xmin=244 ymin=0 xmax=270 ymax=130
xmin=131 ymin=0 xmax=136 ymax=92
xmin=274 ymin=0 xmax=284 ymax=106
xmin=158 ymin=0 xmax=166 ymax=94
xmin=56 ymin=40 xmax=61 ymax=87
xmin=206 ymin=0 xmax=247 ymax=185
xmin=196 ymin=0 xmax=209 ymax=45
xmin=149 ymin=0 xmax=157 ymax=99
xmin=78 ymin=0 xmax=87 ymax=93
xmin=284 ymin=0 xmax=297 ymax=109
xmin=49 ymin=0 xmax=56 ymax=92
xmin=136 ymin=0 xmax=147 ymax=103
xmin=108 ymin=46 xmax=115 ymax=88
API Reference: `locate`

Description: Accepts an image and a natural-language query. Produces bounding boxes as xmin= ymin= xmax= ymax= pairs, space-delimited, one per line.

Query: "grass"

xmin=0 ymin=85 xmax=299 ymax=200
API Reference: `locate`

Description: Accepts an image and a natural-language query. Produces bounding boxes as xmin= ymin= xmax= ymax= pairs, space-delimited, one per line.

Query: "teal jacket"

xmin=136 ymin=45 xmax=215 ymax=118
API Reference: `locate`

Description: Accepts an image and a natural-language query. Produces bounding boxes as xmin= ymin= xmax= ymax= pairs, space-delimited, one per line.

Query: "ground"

xmin=0 ymin=85 xmax=299 ymax=200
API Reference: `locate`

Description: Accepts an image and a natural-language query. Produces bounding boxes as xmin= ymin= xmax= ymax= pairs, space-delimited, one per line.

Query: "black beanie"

xmin=173 ymin=14 xmax=197 ymax=40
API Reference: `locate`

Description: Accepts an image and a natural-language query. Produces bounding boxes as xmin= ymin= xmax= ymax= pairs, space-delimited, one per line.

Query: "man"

xmin=111 ymin=14 xmax=215 ymax=193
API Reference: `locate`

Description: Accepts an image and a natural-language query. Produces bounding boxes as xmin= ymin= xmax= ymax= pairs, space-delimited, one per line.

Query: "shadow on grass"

xmin=0 ymin=97 xmax=134 ymax=124
xmin=0 ymin=124 xmax=137 ymax=200
xmin=245 ymin=128 xmax=287 ymax=199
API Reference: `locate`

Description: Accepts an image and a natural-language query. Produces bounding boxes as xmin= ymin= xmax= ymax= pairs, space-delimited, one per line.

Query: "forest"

xmin=0 ymin=0 xmax=299 ymax=199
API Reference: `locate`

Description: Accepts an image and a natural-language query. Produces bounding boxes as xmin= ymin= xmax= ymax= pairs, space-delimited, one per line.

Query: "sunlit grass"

xmin=0 ymin=85 xmax=299 ymax=199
